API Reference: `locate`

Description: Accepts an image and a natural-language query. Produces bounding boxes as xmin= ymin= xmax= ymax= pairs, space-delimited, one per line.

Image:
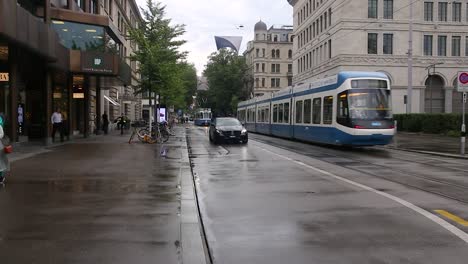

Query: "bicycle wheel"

xmin=138 ymin=128 xmax=150 ymax=142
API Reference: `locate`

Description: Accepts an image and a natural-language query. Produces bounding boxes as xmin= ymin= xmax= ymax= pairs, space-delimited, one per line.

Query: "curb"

xmin=385 ymin=146 xmax=468 ymax=159
xmin=180 ymin=130 xmax=210 ymax=264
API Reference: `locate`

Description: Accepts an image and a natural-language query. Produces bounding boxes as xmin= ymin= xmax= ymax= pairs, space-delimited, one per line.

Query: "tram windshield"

xmin=338 ymin=89 xmax=392 ymax=120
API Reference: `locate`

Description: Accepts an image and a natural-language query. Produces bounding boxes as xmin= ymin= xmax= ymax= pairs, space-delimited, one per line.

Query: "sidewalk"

xmin=2 ymin=126 xmax=207 ymax=264
xmin=386 ymin=131 xmax=468 ymax=159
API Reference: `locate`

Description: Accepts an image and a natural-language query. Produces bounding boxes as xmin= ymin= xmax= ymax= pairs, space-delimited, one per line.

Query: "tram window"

xmin=284 ymin=102 xmax=290 ymax=123
xmin=351 ymin=79 xmax=387 ymax=89
xmin=279 ymin=104 xmax=284 ymax=123
xmin=296 ymin=100 xmax=303 ymax=124
xmin=313 ymin=98 xmax=322 ymax=124
xmin=266 ymin=109 xmax=270 ymax=122
xmin=273 ymin=104 xmax=278 ymax=123
xmin=337 ymin=91 xmax=349 ymax=118
xmin=304 ymin=99 xmax=312 ymax=124
xmin=323 ymin=96 xmax=333 ymax=125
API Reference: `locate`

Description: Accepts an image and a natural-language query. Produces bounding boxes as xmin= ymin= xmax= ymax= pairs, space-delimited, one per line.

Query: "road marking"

xmin=435 ymin=210 xmax=468 ymax=227
xmin=255 ymin=143 xmax=468 ymax=244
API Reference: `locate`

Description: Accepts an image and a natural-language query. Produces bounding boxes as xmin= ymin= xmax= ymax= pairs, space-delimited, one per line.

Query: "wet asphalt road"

xmin=0 ymin=133 xmax=184 ymax=263
xmin=187 ymin=126 xmax=468 ymax=264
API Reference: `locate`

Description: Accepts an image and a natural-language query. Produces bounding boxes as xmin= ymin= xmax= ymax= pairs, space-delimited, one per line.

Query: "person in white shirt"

xmin=51 ymin=108 xmax=63 ymax=142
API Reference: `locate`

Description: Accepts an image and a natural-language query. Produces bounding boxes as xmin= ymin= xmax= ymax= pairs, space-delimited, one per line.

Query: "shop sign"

xmin=53 ymin=92 xmax=62 ymax=99
xmin=0 ymin=72 xmax=8 ymax=82
xmin=73 ymin=93 xmax=84 ymax=99
xmin=81 ymin=51 xmax=114 ymax=74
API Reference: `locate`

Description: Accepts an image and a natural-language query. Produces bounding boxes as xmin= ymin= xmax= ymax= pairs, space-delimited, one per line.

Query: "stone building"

xmin=244 ymin=21 xmax=294 ymax=97
xmin=0 ymin=0 xmax=142 ymax=143
xmin=288 ymin=0 xmax=468 ymax=114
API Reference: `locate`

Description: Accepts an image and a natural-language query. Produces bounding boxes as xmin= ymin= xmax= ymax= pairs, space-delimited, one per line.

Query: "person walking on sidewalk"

xmin=51 ymin=108 xmax=64 ymax=142
xmin=116 ymin=113 xmax=126 ymax=135
xmin=102 ymin=112 xmax=109 ymax=135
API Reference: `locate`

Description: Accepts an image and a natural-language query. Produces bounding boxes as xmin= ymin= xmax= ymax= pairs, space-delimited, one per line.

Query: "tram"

xmin=237 ymin=72 xmax=395 ymax=146
xmin=194 ymin=108 xmax=212 ymax=126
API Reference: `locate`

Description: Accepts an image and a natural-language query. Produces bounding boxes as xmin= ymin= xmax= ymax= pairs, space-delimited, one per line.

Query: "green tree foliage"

xmin=128 ymin=0 xmax=196 ymax=109
xmin=203 ymin=49 xmax=249 ymax=116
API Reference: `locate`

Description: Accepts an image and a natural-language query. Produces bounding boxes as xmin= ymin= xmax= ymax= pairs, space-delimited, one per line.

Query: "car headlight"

xmin=241 ymin=129 xmax=247 ymax=135
xmin=215 ymin=129 xmax=223 ymax=135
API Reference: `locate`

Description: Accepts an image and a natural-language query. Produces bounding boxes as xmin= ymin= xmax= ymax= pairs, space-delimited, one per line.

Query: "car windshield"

xmin=216 ymin=118 xmax=241 ymax=126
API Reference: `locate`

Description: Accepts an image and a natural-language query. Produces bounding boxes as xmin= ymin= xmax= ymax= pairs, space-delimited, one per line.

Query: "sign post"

xmin=457 ymin=72 xmax=468 ymax=155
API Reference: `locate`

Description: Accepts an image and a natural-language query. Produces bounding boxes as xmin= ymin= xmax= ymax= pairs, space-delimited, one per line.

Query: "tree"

xmin=129 ymin=0 xmax=195 ymax=109
xmin=203 ymin=49 xmax=249 ymax=116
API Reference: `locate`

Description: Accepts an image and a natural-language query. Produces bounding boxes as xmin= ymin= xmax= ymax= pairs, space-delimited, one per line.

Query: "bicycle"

xmin=129 ymin=122 xmax=169 ymax=144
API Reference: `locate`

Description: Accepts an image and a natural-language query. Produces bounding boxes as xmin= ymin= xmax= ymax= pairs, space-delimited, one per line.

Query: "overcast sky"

xmin=135 ymin=0 xmax=293 ymax=75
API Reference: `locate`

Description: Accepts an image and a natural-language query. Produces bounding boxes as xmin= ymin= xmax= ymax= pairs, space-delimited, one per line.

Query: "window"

xmin=438 ymin=36 xmax=447 ymax=56
xmin=424 ymin=2 xmax=434 ymax=21
xmin=312 ymin=98 xmax=322 ymax=124
xmin=337 ymin=91 xmax=349 ymax=126
xmin=271 ymin=64 xmax=275 ymax=73
xmin=271 ymin=78 xmax=275 ymax=87
xmin=368 ymin=33 xmax=378 ymax=54
xmin=288 ymin=76 xmax=292 ymax=86
xmin=465 ymin=36 xmax=468 ymax=56
xmin=288 ymin=64 xmax=292 ymax=73
xmin=262 ymin=63 xmax=265 ymax=72
xmin=323 ymin=96 xmax=333 ymax=124
xmin=255 ymin=78 xmax=259 ymax=87
xmin=256 ymin=63 xmax=259 ymax=72
xmin=276 ymin=49 xmax=280 ymax=58
xmin=272 ymin=49 xmax=275 ymax=58
xmin=278 ymin=104 xmax=284 ymax=123
xmin=304 ymin=99 xmax=312 ymax=124
xmin=438 ymin=2 xmax=448 ymax=21
xmin=383 ymin=0 xmax=393 ymax=19
xmin=368 ymin=0 xmax=378 ymax=18
xmin=262 ymin=48 xmax=265 ymax=57
xmin=424 ymin=35 xmax=433 ymax=56
xmin=329 ymin=8 xmax=332 ymax=26
xmin=284 ymin=102 xmax=290 ymax=123
xmin=262 ymin=78 xmax=265 ymax=87
xmin=288 ymin=49 xmax=292 ymax=59
xmin=273 ymin=104 xmax=278 ymax=122
xmin=328 ymin=39 xmax=332 ymax=58
xmin=256 ymin=49 xmax=259 ymax=57
xmin=296 ymin=100 xmax=303 ymax=123
xmin=383 ymin=33 xmax=393 ymax=54
xmin=453 ymin=2 xmax=462 ymax=22
xmin=452 ymin=36 xmax=461 ymax=56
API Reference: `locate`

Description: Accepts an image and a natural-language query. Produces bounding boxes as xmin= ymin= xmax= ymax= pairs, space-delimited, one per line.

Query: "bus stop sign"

xmin=457 ymin=71 xmax=468 ymax=92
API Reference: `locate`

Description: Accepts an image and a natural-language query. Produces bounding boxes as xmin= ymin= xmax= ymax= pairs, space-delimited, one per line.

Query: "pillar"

xmin=8 ymin=45 xmax=18 ymax=143
xmin=45 ymin=70 xmax=52 ymax=144
xmin=83 ymin=75 xmax=90 ymax=138
xmin=95 ymin=76 xmax=101 ymax=135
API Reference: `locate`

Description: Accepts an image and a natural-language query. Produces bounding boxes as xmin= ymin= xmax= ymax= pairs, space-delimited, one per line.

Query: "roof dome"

xmin=254 ymin=20 xmax=267 ymax=31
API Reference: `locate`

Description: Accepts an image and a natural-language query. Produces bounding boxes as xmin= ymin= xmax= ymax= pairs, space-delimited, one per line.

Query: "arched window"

xmin=276 ymin=49 xmax=280 ymax=58
xmin=255 ymin=78 xmax=259 ymax=88
xmin=288 ymin=49 xmax=293 ymax=59
xmin=452 ymin=78 xmax=463 ymax=113
xmin=272 ymin=49 xmax=276 ymax=58
xmin=424 ymin=75 xmax=445 ymax=113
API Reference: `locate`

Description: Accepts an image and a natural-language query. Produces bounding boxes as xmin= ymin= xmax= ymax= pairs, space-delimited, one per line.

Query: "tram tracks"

xmin=252 ymin=135 xmax=468 ymax=204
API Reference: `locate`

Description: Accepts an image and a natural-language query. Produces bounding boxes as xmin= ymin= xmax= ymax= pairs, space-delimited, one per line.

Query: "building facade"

xmin=0 ymin=0 xmax=142 ymax=143
xmin=288 ymin=0 xmax=468 ymax=114
xmin=244 ymin=21 xmax=293 ymax=97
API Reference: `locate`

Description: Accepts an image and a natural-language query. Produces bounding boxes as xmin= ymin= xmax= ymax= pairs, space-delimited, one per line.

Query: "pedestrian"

xmin=102 ymin=111 xmax=109 ymax=135
xmin=51 ymin=107 xmax=64 ymax=142
xmin=117 ymin=113 xmax=126 ymax=135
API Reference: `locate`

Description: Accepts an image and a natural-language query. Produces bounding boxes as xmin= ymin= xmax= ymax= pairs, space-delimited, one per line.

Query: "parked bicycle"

xmin=128 ymin=121 xmax=170 ymax=144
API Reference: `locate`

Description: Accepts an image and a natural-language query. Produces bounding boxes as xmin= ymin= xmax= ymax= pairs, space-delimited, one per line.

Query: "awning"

xmin=104 ymin=95 xmax=120 ymax=106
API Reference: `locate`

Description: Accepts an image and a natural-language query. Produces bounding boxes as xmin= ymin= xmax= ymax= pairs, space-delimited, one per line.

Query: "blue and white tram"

xmin=194 ymin=108 xmax=212 ymax=126
xmin=237 ymin=71 xmax=395 ymax=146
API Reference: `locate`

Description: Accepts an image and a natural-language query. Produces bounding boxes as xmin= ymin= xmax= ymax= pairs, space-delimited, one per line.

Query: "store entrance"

xmin=71 ymin=75 xmax=85 ymax=135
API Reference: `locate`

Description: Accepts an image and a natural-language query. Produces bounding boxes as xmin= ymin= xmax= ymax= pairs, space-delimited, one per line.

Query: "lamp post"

xmin=407 ymin=0 xmax=413 ymax=114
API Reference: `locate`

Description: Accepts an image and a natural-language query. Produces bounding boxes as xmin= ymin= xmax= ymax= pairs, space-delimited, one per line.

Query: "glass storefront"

xmin=51 ymin=20 xmax=121 ymax=55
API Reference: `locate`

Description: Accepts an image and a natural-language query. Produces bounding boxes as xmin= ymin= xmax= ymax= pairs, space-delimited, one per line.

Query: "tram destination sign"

xmin=457 ymin=71 xmax=468 ymax=92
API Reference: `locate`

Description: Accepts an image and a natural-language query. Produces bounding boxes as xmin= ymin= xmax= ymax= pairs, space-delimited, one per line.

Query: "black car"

xmin=209 ymin=117 xmax=248 ymax=144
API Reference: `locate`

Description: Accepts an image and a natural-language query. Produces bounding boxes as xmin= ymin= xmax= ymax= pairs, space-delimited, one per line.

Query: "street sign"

xmin=457 ymin=71 xmax=468 ymax=92
xmin=0 ymin=72 xmax=8 ymax=82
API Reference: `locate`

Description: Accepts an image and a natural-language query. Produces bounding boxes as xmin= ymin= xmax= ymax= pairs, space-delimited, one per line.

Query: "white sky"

xmin=135 ymin=0 xmax=293 ymax=75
